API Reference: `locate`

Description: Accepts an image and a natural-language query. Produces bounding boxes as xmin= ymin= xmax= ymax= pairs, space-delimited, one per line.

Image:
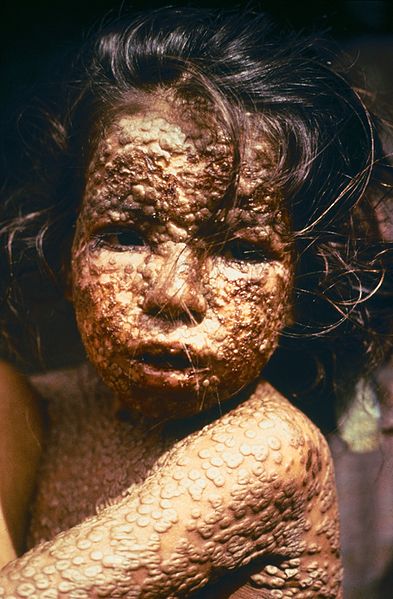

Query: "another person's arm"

xmin=0 ymin=362 xmax=43 ymax=567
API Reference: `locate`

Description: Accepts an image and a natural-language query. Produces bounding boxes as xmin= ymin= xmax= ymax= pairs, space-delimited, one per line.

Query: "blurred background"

xmin=1 ymin=2 xmax=393 ymax=597
xmin=2 ymin=1 xmax=393 ymax=118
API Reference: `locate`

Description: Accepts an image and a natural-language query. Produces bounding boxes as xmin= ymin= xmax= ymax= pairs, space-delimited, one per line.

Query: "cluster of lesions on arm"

xmin=0 ymin=387 xmax=342 ymax=598
xmin=0 ymin=105 xmax=342 ymax=597
xmin=148 ymin=390 xmax=342 ymax=598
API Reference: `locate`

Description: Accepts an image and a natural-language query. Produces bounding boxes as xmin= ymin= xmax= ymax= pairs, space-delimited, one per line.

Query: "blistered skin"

xmin=0 ymin=98 xmax=343 ymax=597
xmin=71 ymin=103 xmax=293 ymax=418
xmin=1 ymin=376 xmax=342 ymax=598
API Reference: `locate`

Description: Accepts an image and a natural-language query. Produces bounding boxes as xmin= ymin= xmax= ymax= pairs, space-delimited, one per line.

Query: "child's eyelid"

xmin=226 ymin=226 xmax=272 ymax=245
xmin=198 ymin=225 xmax=273 ymax=251
xmin=90 ymin=221 xmax=138 ymax=236
xmin=228 ymin=229 xmax=289 ymax=260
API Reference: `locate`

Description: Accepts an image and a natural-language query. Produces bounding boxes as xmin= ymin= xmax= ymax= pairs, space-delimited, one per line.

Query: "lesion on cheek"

xmin=262 ymin=261 xmax=293 ymax=296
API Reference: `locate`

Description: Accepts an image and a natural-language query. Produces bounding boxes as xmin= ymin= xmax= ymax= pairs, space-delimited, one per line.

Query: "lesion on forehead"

xmin=87 ymin=89 xmax=275 ymax=175
xmin=82 ymin=94 xmax=284 ymax=235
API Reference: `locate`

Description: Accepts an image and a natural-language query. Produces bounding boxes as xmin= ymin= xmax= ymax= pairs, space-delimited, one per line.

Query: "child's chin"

xmin=116 ymin=384 xmax=228 ymax=421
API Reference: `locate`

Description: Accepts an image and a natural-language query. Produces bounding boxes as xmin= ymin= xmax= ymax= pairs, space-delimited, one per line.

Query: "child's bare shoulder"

xmin=187 ymin=380 xmax=333 ymax=484
xmin=144 ymin=382 xmax=341 ymax=596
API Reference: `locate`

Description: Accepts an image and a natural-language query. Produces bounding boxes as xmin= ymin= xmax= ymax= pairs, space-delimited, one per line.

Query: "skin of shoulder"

xmin=0 ymin=380 xmax=342 ymax=598
xmin=0 ymin=362 xmax=43 ymax=566
xmin=0 ymin=94 xmax=341 ymax=597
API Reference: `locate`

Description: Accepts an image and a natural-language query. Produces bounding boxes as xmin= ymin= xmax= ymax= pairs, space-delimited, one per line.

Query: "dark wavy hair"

xmin=1 ymin=8 xmax=392 ymax=430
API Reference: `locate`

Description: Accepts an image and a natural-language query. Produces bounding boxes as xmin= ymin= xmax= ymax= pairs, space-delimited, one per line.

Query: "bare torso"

xmin=2 ymin=364 xmax=343 ymax=598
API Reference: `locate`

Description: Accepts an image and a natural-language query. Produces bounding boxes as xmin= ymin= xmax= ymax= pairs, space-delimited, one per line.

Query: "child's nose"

xmin=142 ymin=244 xmax=207 ymax=324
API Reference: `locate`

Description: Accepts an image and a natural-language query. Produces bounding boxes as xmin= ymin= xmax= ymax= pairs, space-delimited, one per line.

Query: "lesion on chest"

xmin=26 ymin=379 xmax=342 ymax=598
xmin=27 ymin=398 xmax=172 ymax=547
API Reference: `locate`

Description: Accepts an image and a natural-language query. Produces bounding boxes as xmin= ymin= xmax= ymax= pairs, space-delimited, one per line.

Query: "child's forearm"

xmin=0 ymin=423 xmax=283 ymax=596
xmin=0 ymin=466 xmax=289 ymax=597
xmin=0 ymin=388 xmax=341 ymax=598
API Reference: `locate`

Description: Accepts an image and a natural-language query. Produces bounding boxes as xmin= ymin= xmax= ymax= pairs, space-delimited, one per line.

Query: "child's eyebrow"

xmin=195 ymin=209 xmax=281 ymax=244
xmin=225 ymin=205 xmax=280 ymax=228
xmin=86 ymin=191 xmax=160 ymax=223
xmin=86 ymin=179 xmax=282 ymax=230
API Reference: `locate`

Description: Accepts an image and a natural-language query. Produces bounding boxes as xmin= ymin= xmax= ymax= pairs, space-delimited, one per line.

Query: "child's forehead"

xmin=83 ymin=106 xmax=282 ymax=228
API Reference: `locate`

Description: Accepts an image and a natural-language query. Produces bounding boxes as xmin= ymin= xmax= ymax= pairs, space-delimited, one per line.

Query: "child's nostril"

xmin=143 ymin=299 xmax=205 ymax=324
xmin=142 ymin=286 xmax=207 ymax=324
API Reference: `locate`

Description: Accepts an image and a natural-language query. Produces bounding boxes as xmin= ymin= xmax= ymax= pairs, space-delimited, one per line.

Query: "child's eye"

xmin=94 ymin=228 xmax=145 ymax=251
xmin=223 ymin=239 xmax=271 ymax=263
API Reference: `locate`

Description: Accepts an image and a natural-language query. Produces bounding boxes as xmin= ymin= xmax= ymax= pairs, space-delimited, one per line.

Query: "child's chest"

xmin=27 ymin=372 xmax=172 ymax=548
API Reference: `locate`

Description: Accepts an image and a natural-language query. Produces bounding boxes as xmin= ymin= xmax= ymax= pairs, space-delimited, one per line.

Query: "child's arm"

xmin=0 ymin=362 xmax=43 ymax=567
xmin=0 ymin=383 xmax=342 ymax=597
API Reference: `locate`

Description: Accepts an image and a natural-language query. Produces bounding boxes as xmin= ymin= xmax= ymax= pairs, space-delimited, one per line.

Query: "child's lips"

xmin=122 ymin=343 xmax=210 ymax=386
xmin=139 ymin=350 xmax=194 ymax=371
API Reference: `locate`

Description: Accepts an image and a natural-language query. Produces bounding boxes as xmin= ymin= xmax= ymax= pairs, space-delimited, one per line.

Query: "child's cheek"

xmin=207 ymin=260 xmax=292 ymax=384
xmin=71 ymin=240 xmax=292 ymax=415
xmin=71 ymin=246 xmax=147 ymax=369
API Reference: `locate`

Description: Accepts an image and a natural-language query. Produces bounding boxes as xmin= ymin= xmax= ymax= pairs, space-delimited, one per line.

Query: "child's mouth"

xmin=139 ymin=351 xmax=194 ymax=371
xmin=126 ymin=344 xmax=210 ymax=387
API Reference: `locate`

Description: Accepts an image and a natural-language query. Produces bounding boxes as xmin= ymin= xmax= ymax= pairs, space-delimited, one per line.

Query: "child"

xmin=0 ymin=8 xmax=391 ymax=598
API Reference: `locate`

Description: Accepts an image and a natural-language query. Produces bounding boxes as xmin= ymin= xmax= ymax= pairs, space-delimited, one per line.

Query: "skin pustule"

xmin=0 ymin=92 xmax=342 ymax=599
xmin=71 ymin=95 xmax=294 ymax=419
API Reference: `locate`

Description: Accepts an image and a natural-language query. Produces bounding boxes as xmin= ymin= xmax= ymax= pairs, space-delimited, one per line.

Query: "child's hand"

xmin=0 ymin=382 xmax=342 ymax=597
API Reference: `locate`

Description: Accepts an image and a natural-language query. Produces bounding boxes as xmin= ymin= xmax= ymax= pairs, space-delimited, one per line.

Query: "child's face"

xmin=71 ymin=98 xmax=293 ymax=418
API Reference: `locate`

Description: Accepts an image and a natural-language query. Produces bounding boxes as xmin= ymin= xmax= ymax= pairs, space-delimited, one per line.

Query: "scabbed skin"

xmin=0 ymin=94 xmax=343 ymax=597
xmin=2 ymin=368 xmax=342 ymax=598
xmin=71 ymin=94 xmax=293 ymax=420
